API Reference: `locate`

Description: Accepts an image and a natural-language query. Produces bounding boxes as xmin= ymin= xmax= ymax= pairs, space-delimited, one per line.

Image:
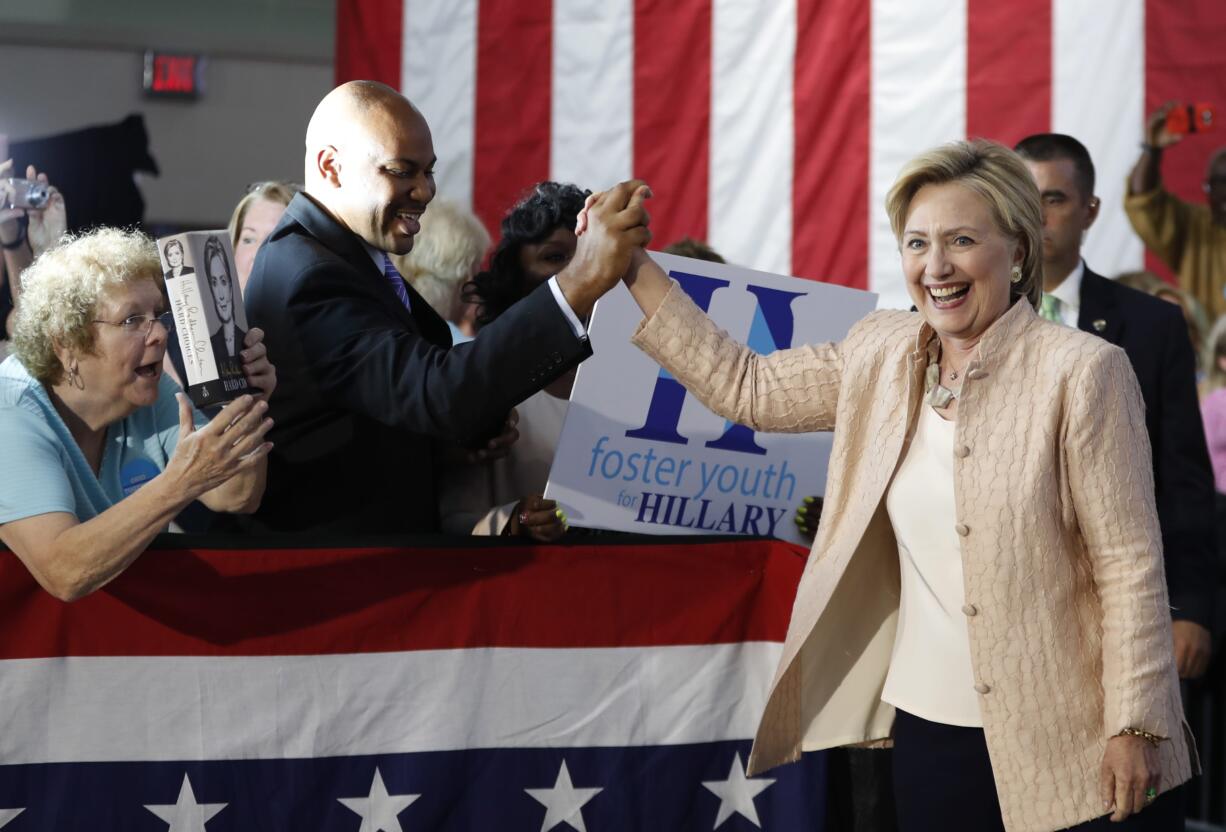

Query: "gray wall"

xmin=0 ymin=0 xmax=334 ymax=227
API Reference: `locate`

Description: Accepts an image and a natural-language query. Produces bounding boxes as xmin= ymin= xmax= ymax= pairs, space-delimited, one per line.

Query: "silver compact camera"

xmin=1 ymin=178 xmax=50 ymax=211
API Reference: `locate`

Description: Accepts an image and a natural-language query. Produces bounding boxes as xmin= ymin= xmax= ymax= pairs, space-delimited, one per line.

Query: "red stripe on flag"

xmin=334 ymin=0 xmax=404 ymax=88
xmin=1143 ymin=0 xmax=1226 ymax=281
xmin=793 ymin=0 xmax=870 ymax=288
xmin=965 ymin=0 xmax=1051 ymax=147
xmin=0 ymin=540 xmax=807 ymax=659
xmin=633 ymin=0 xmax=712 ymax=250
xmin=472 ymin=0 xmax=553 ymax=236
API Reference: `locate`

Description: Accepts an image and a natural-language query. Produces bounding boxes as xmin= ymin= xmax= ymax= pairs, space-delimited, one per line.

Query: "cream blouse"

xmin=882 ymin=404 xmax=982 ymax=727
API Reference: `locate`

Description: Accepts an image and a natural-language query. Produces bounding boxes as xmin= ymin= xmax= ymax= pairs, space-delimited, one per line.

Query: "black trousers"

xmin=892 ymin=709 xmax=1185 ymax=832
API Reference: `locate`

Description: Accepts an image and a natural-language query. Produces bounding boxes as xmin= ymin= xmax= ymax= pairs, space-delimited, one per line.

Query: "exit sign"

xmin=143 ymin=51 xmax=206 ymax=99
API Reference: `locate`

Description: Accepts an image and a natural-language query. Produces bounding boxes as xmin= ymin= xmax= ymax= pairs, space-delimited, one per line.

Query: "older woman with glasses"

xmin=0 ymin=228 xmax=276 ymax=601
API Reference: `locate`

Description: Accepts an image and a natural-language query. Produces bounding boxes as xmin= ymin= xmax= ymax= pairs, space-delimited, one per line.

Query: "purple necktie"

xmin=381 ymin=254 xmax=412 ymax=312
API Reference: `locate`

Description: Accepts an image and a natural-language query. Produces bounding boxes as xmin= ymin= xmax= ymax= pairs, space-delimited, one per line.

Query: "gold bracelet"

xmin=1116 ymin=727 xmax=1166 ymax=747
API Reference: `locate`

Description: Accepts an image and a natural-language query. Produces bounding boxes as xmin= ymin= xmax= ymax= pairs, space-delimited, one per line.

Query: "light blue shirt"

xmin=0 ymin=355 xmax=206 ymax=524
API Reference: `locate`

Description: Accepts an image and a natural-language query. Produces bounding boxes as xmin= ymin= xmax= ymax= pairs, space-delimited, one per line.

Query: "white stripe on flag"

xmin=0 ymin=643 xmax=781 ymax=764
xmin=869 ymin=0 xmax=968 ymax=309
xmin=1052 ymin=0 xmax=1145 ymax=277
xmin=402 ymin=0 xmax=478 ymax=207
xmin=551 ymin=0 xmax=634 ymax=191
xmin=710 ymin=0 xmax=795 ymax=276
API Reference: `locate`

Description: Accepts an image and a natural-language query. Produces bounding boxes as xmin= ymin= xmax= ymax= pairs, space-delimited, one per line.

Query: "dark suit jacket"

xmin=1079 ymin=265 xmax=1217 ymax=627
xmin=243 ymin=193 xmax=590 ymax=534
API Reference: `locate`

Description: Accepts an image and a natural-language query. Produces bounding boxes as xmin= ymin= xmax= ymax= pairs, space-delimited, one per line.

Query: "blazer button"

xmin=967 ymin=368 xmax=989 ymax=381
xmin=962 ymin=603 xmax=978 ymax=616
xmin=954 ymin=444 xmax=970 ymax=458
xmin=974 ymin=682 xmax=991 ymax=694
xmin=955 ymin=523 xmax=970 ymax=537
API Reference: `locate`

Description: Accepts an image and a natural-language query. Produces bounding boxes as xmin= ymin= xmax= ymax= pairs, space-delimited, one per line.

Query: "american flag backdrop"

xmin=0 ymin=537 xmax=825 ymax=830
xmin=336 ymin=0 xmax=1226 ymax=310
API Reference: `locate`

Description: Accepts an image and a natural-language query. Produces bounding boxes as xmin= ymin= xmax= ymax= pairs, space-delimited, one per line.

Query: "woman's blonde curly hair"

xmin=12 ymin=227 xmax=163 ymax=385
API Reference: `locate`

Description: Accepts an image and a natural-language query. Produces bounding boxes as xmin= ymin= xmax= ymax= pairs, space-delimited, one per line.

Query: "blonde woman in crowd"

xmin=228 ymin=181 xmax=300 ymax=292
xmin=595 ymin=140 xmax=1192 ymax=831
xmin=389 ymin=198 xmax=489 ymax=344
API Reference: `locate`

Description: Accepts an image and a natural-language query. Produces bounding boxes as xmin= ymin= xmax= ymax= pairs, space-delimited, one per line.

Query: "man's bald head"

xmin=305 ymin=82 xmax=427 ymax=180
xmin=303 ymin=81 xmax=437 ymax=254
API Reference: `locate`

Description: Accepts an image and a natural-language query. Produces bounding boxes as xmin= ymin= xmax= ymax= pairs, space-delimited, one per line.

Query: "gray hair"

xmin=390 ymin=199 xmax=490 ymax=318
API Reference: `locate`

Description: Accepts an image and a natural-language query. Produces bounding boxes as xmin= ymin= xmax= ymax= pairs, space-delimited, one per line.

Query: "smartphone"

xmin=1 ymin=178 xmax=50 ymax=211
xmin=1165 ymin=103 xmax=1215 ymax=136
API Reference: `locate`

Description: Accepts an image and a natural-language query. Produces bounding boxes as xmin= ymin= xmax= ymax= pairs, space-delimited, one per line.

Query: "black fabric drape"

xmin=10 ymin=113 xmax=159 ymax=232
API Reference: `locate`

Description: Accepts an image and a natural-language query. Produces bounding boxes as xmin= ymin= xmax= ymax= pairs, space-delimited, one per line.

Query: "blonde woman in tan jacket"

xmin=593 ymin=141 xmax=1194 ymax=831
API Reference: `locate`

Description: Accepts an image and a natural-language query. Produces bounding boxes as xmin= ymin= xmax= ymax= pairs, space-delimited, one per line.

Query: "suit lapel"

xmin=1077 ymin=267 xmax=1123 ymax=345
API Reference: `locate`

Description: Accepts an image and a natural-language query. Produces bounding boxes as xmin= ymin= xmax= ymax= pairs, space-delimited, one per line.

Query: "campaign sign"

xmin=545 ymin=252 xmax=877 ymax=545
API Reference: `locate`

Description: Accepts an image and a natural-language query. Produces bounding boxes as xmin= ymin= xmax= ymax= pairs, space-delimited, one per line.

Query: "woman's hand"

xmin=505 ymin=495 xmax=568 ymax=543
xmin=240 ymin=328 xmax=277 ymax=401
xmin=164 ymin=393 xmax=273 ymax=500
xmin=466 ymin=409 xmax=520 ymax=464
xmin=1099 ymin=734 xmax=1162 ymax=822
xmin=794 ymin=495 xmax=822 ymax=538
xmin=23 ymin=164 xmax=67 ymax=257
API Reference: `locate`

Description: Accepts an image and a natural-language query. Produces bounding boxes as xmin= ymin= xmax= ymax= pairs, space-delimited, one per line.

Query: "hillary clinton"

xmin=608 ymin=141 xmax=1193 ymax=831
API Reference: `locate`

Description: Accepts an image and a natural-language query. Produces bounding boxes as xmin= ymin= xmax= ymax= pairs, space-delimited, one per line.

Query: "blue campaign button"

xmin=120 ymin=458 xmax=161 ymax=497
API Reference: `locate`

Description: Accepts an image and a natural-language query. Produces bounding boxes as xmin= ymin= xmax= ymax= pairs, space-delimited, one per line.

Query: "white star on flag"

xmin=524 ymin=760 xmax=603 ymax=832
xmin=338 ymin=767 xmax=420 ymax=832
xmin=0 ymin=808 xmax=23 ymax=827
xmin=144 ymin=774 xmax=226 ymax=831
xmin=702 ymin=752 xmax=776 ymax=829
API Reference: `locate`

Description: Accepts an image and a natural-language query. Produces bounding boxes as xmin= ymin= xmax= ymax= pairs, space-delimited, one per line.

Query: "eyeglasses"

xmin=92 ymin=311 xmax=175 ymax=337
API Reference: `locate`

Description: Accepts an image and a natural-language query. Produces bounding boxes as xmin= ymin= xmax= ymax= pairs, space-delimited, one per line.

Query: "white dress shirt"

xmin=1044 ymin=259 xmax=1084 ymax=328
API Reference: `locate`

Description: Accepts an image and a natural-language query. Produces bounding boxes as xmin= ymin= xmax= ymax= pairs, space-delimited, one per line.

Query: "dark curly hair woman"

xmin=465 ymin=181 xmax=590 ymax=326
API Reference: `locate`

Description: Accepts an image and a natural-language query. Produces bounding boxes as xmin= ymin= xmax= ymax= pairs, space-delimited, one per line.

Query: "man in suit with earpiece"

xmin=1017 ymin=133 xmax=1216 ymax=680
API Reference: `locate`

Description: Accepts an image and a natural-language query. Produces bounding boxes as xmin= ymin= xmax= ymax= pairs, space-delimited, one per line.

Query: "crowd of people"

xmin=0 ymin=79 xmax=1224 ymax=830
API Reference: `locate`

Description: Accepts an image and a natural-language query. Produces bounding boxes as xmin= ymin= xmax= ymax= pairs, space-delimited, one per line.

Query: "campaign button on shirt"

xmin=120 ymin=458 xmax=162 ymax=497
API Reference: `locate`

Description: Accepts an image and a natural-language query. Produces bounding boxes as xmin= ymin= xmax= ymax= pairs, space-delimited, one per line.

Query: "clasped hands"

xmin=554 ymin=179 xmax=653 ymax=317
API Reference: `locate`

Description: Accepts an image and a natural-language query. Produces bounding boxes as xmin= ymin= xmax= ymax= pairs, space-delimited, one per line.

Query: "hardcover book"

xmin=156 ymin=231 xmax=253 ymax=410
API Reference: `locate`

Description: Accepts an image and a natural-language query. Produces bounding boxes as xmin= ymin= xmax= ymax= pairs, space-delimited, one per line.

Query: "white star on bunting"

xmin=702 ymin=752 xmax=776 ymax=829
xmin=338 ymin=767 xmax=420 ymax=832
xmin=524 ymin=760 xmax=603 ymax=832
xmin=0 ymin=808 xmax=23 ymax=827
xmin=144 ymin=774 xmax=226 ymax=831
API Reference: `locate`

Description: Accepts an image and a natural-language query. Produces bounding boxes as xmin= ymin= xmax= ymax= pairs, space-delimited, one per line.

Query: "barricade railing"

xmin=0 ymin=533 xmax=827 ymax=830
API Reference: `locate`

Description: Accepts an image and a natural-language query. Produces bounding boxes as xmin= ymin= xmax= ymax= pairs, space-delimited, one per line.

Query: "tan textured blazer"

xmin=632 ymin=285 xmax=1193 ymax=832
